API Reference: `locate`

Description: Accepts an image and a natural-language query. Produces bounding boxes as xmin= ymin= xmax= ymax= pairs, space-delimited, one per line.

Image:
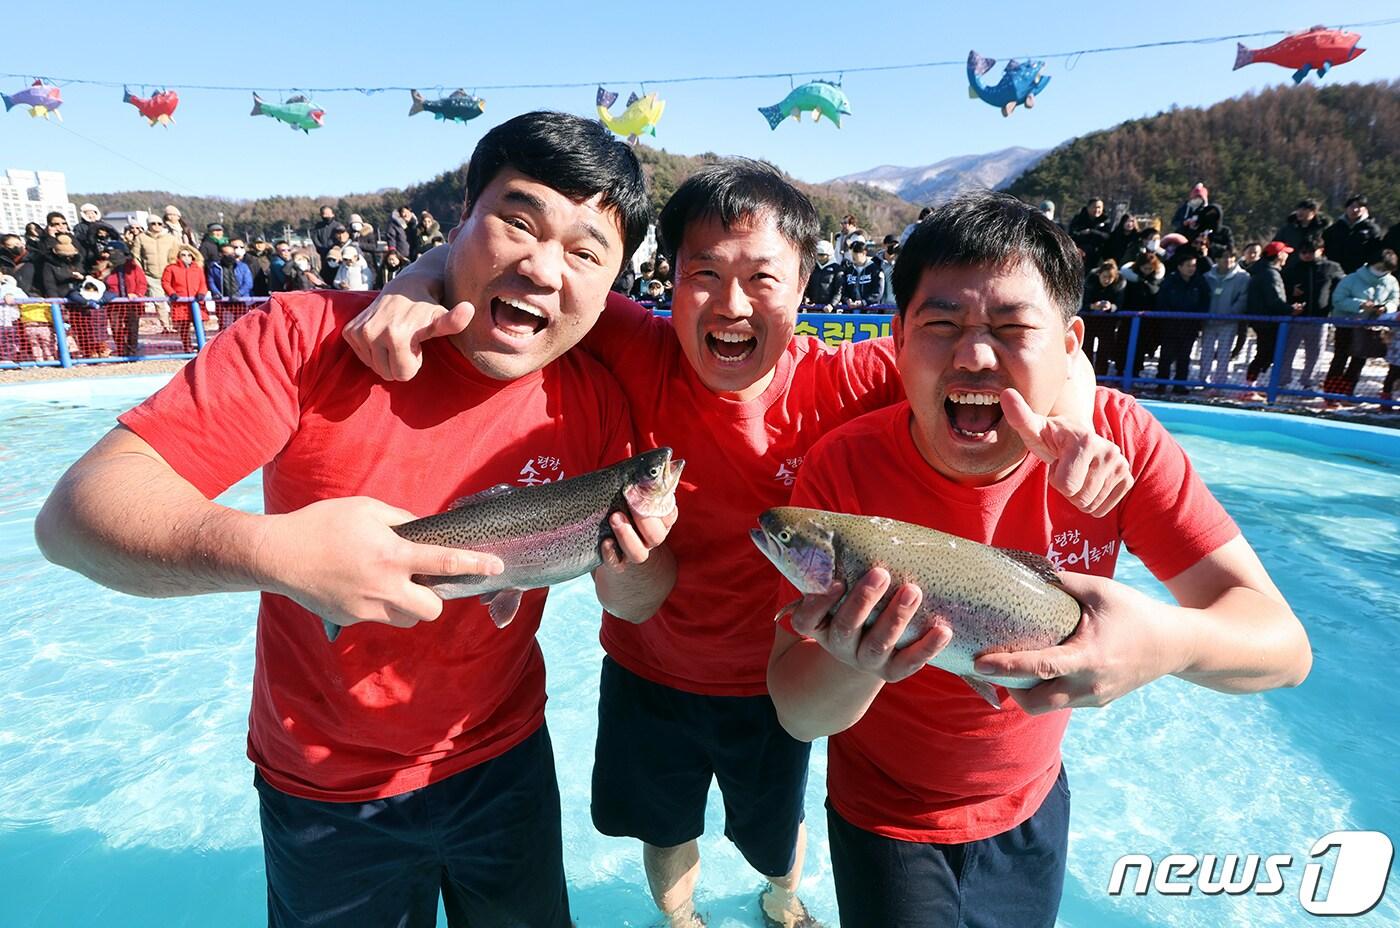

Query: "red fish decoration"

xmin=1233 ymin=26 xmax=1364 ymax=84
xmin=123 ymin=87 xmax=179 ymax=127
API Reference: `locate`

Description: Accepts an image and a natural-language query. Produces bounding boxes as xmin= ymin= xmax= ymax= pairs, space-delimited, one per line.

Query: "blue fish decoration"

xmin=409 ymin=89 xmax=486 ymax=124
xmin=967 ymin=50 xmax=1050 ymax=117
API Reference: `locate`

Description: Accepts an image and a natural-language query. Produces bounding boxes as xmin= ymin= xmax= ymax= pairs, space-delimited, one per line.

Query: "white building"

xmin=0 ymin=168 xmax=78 ymax=235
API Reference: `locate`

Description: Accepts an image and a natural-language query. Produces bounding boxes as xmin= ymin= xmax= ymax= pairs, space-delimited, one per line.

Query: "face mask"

xmin=180 ymin=256 xmax=192 ymax=265
xmin=234 ymin=247 xmax=246 ymax=257
xmin=294 ymin=259 xmax=310 ymax=271
xmin=1188 ymin=197 xmax=1204 ymax=208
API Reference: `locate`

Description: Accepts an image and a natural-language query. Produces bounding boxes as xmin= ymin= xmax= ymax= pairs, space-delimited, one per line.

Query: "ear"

xmin=1065 ymin=315 xmax=1084 ymax=358
xmin=892 ymin=311 xmax=905 ymax=352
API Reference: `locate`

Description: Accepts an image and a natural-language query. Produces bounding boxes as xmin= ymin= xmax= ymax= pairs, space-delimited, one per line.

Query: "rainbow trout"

xmin=751 ymin=507 xmax=1081 ymax=706
xmin=323 ymin=448 xmax=684 ymax=641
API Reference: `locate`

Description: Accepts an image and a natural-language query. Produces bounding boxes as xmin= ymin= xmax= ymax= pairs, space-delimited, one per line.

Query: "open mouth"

xmin=491 ymin=296 xmax=549 ymax=340
xmin=705 ymin=330 xmax=757 ymax=365
xmin=945 ymin=391 xmax=1004 ymax=441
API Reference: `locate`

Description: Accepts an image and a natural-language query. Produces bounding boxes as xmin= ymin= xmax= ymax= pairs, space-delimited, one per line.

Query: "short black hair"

xmin=464 ymin=111 xmax=650 ymax=266
xmin=1346 ymin=194 xmax=1368 ymax=208
xmin=46 ymin=211 xmax=67 ymax=224
xmin=1303 ymin=233 xmax=1325 ymax=251
xmin=893 ymin=192 xmax=1084 ymax=322
xmin=657 ymin=158 xmax=820 ymax=279
xmin=1296 ymin=198 xmax=1319 ymax=211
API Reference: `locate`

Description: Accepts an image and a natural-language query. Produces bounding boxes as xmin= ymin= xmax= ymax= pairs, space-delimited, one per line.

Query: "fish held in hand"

xmin=751 ymin=507 xmax=1081 ymax=706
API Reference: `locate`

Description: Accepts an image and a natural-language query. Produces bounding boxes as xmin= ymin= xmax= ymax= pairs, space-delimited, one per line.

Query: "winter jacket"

xmin=104 ymin=263 xmax=149 ymax=300
xmin=311 ymin=218 xmax=345 ymax=258
xmin=804 ymin=260 xmax=843 ymax=306
xmin=0 ymin=251 xmax=37 ymax=295
xmin=385 ymin=213 xmax=413 ymax=257
xmin=1120 ymin=262 xmax=1164 ymax=311
xmin=1156 ymin=270 xmax=1211 ymax=315
xmin=1272 ymin=213 xmax=1331 ymax=251
xmin=334 ymin=261 xmax=373 ymax=292
xmin=1332 ymin=265 xmax=1399 ymax=318
xmin=41 ymin=256 xmax=85 ymax=298
xmin=1081 ymin=275 xmax=1126 ymax=311
xmin=207 ymin=259 xmax=254 ymax=299
xmin=245 ymin=251 xmax=272 ymax=296
xmin=1282 ymin=256 xmax=1344 ymax=317
xmin=412 ymin=219 xmax=444 ymax=259
xmin=74 ymin=219 xmax=121 ymax=264
xmin=1202 ymin=264 xmax=1250 ymax=326
xmin=1069 ymin=210 xmax=1111 ymax=265
xmin=133 ymin=230 xmax=180 ymax=277
xmin=1322 ymin=216 xmax=1384 ymax=273
xmin=1246 ymin=262 xmax=1290 ymax=317
xmin=162 ymin=260 xmax=208 ymax=300
xmin=838 ymin=258 xmax=885 ymax=308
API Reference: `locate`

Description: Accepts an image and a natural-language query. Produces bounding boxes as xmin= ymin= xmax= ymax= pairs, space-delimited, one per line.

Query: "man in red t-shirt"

xmin=343 ymin=163 xmax=1132 ymax=928
xmin=766 ymin=192 xmax=1312 ymax=928
xmin=34 ymin=113 xmax=678 ymax=928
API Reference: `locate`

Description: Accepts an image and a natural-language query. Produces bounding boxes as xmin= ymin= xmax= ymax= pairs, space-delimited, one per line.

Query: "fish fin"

xmin=968 ymin=84 xmax=981 ymax=99
xmin=450 ymin=89 xmax=469 ymax=98
xmin=1318 ymin=61 xmax=1332 ymax=77
xmin=626 ymin=91 xmax=640 ymax=108
xmin=596 ymin=86 xmax=618 ymax=109
xmin=286 ymin=94 xmax=309 ymax=104
xmin=482 ymin=589 xmax=524 ymax=628
xmin=961 ymin=676 xmax=1004 ymax=708
xmin=1233 ymin=43 xmax=1254 ymax=70
xmin=1001 ymin=101 xmax=1017 ymax=117
xmin=968 ymin=50 xmax=996 ymax=77
xmin=451 ymin=484 xmax=515 ymax=508
xmin=122 ymin=87 xmax=134 ymax=105
xmin=757 ymin=103 xmax=785 ymax=130
xmin=322 ymin=618 xmax=341 ymax=642
xmin=250 ymin=94 xmax=263 ymax=117
xmin=995 ymin=547 xmax=1061 ymax=584
xmin=1024 ymin=93 xmax=1036 ymax=109
xmin=409 ymin=89 xmax=424 ymax=116
xmin=1292 ymin=65 xmax=1310 ymax=84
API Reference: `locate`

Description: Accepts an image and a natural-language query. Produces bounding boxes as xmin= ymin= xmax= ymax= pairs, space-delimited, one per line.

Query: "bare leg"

xmin=644 ymin=840 xmax=703 ymax=927
xmin=760 ymin=821 xmax=814 ymax=926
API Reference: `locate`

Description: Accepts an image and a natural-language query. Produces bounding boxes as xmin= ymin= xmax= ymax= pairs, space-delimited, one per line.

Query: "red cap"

xmin=1263 ymin=241 xmax=1294 ymax=258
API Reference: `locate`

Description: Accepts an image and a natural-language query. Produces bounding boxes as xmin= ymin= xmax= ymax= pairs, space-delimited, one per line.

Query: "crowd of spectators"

xmin=0 ymin=202 xmax=446 ymax=361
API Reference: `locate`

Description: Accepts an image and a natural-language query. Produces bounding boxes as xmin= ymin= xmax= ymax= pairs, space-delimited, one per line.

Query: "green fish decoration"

xmin=758 ymin=80 xmax=851 ymax=130
xmin=250 ymin=93 xmax=325 ymax=133
xmin=409 ymin=89 xmax=486 ymax=124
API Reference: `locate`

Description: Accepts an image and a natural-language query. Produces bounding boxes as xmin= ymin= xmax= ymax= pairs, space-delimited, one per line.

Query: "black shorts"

xmin=590 ymin=656 xmax=812 ymax=878
xmin=257 ymin=723 xmax=571 ymax=928
xmin=827 ymin=764 xmax=1071 ymax=928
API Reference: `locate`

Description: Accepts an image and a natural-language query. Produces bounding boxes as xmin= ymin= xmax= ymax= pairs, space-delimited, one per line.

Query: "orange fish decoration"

xmin=123 ymin=87 xmax=179 ymax=127
xmin=1233 ymin=26 xmax=1364 ymax=84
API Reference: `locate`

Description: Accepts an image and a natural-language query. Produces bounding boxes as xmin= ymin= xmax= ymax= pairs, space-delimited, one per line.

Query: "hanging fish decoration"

xmin=967 ymin=51 xmax=1050 ymax=117
xmin=123 ymin=87 xmax=179 ymax=127
xmin=596 ymin=86 xmax=665 ymax=143
xmin=1233 ymin=26 xmax=1365 ymax=84
xmin=250 ymin=93 xmax=325 ymax=133
xmin=757 ymin=80 xmax=851 ymax=130
xmin=3 ymin=80 xmax=63 ymax=121
xmin=409 ymin=89 xmax=486 ymax=124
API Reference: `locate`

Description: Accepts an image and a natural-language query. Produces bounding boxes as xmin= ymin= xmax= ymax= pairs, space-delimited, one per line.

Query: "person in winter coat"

xmin=1154 ymin=247 xmax=1212 ymax=392
xmin=837 ymin=240 xmax=884 ymax=311
xmin=1244 ymin=241 xmax=1298 ymax=387
xmin=1080 ymin=259 xmax=1126 ymax=375
xmin=310 ymin=206 xmax=345 ymax=263
xmin=41 ymin=235 xmax=86 ymax=299
xmin=1121 ymin=251 xmax=1165 ymax=376
xmin=161 ymin=206 xmax=198 ymax=247
xmin=1172 ymin=182 xmax=1220 ymax=237
xmin=348 ymin=215 xmax=383 ymax=273
xmin=1068 ymin=198 xmax=1111 ymax=268
xmin=1104 ymin=214 xmax=1143 ymax=267
xmin=103 ymin=247 xmax=148 ymax=356
xmin=1272 ymin=199 xmax=1330 ymax=251
xmin=1280 ymin=235 xmax=1344 ymax=389
xmin=208 ymin=242 xmax=254 ymax=333
xmin=412 ymin=210 xmax=444 ymax=258
xmin=282 ymin=251 xmax=327 ymax=291
xmin=333 ymin=245 xmax=373 ymax=292
xmin=376 ymin=250 xmax=410 ymax=289
xmin=244 ymin=239 xmax=274 ymax=297
xmin=1323 ymin=249 xmax=1399 ymax=395
xmin=385 ymin=207 xmax=416 ymax=258
xmin=1322 ymin=195 xmax=1384 ymax=274
xmin=66 ymin=274 xmax=113 ymax=358
xmin=199 ymin=223 xmax=229 ymax=268
xmin=0 ymin=233 xmax=38 ymax=295
xmin=1200 ymin=245 xmax=1251 ymax=387
xmin=161 ymin=246 xmax=211 ymax=352
xmin=804 ymin=240 xmax=842 ymax=308
xmin=73 ymin=204 xmax=122 ymax=267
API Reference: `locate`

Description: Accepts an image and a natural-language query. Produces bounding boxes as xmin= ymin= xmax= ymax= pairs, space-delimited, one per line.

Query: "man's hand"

xmin=972 ymin=571 xmax=1185 ymax=715
xmin=593 ymin=493 xmax=679 ymax=624
xmin=598 ymin=497 xmax=678 ymax=572
xmin=788 ymin=568 xmax=952 ymax=683
xmin=342 ymin=245 xmax=467 ymax=381
xmin=1002 ymin=388 xmax=1133 ymax=518
xmin=259 ymin=496 xmax=505 ymax=633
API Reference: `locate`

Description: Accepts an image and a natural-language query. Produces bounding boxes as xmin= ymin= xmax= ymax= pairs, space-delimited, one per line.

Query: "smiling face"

xmin=894 ymin=261 xmax=1080 ymax=485
xmin=669 ymin=212 xmax=803 ymax=401
xmin=443 ymin=167 xmax=624 ymax=381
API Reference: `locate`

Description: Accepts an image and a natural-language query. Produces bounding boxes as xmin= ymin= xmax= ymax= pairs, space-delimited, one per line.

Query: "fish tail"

xmin=122 ymin=87 xmax=135 ymax=106
xmin=1 ymin=94 xmax=14 ymax=112
xmin=758 ymin=103 xmax=785 ymax=130
xmin=596 ymin=86 xmax=618 ymax=110
xmin=409 ymin=89 xmax=424 ymax=116
xmin=968 ymin=50 xmax=995 ymax=77
xmin=322 ymin=618 xmax=340 ymax=642
xmin=1233 ymin=43 xmax=1255 ymax=70
xmin=250 ymin=93 xmax=264 ymax=117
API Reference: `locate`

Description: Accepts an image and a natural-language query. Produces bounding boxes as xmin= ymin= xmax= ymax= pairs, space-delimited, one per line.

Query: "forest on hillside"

xmin=1006 ymin=80 xmax=1400 ymax=241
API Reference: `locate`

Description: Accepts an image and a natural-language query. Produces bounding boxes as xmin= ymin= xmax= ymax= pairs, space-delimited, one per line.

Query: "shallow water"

xmin=1 ymin=384 xmax=1396 ymax=926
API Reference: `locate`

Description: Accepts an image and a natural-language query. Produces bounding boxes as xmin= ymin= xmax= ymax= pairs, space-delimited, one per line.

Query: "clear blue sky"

xmin=4 ymin=0 xmax=1396 ymax=200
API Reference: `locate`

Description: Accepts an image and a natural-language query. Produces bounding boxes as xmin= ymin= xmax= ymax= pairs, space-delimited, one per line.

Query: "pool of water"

xmin=1 ymin=378 xmax=1396 ymax=927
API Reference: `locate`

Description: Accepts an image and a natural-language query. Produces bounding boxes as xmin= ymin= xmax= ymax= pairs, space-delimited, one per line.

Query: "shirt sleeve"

xmin=1111 ymin=396 xmax=1239 ymax=581
xmin=117 ymin=293 xmax=318 ymax=499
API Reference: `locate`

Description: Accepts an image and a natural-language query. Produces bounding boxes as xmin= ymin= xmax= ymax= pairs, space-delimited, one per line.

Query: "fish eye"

xmin=648 ymin=465 xmax=661 ymax=478
xmin=777 ymin=529 xmax=792 ymax=544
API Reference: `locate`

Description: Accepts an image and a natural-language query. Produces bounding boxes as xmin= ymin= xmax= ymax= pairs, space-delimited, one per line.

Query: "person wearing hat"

xmin=837 ymin=237 xmax=884 ymax=311
xmin=161 ymin=244 xmax=211 ymax=353
xmin=1172 ymin=182 xmax=1213 ymax=236
xmin=73 ymin=203 xmax=120 ymax=267
xmin=67 ymin=274 xmax=113 ymax=358
xmin=1243 ymin=240 xmax=1299 ymax=390
xmin=41 ymin=234 xmax=85 ymax=299
xmin=199 ymin=222 xmax=228 ymax=268
xmin=162 ymin=206 xmax=197 ymax=248
xmin=1272 ymin=198 xmax=1330 ymax=251
xmin=1322 ymin=195 xmax=1384 ymax=274
xmin=804 ymin=239 xmax=842 ymax=309
xmin=134 ymin=218 xmax=180 ymax=334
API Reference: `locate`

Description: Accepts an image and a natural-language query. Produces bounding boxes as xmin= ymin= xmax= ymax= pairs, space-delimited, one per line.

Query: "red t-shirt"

xmin=118 ymin=291 xmax=633 ymax=802
xmin=586 ymin=292 xmax=901 ymax=695
xmin=781 ymin=389 xmax=1239 ymax=843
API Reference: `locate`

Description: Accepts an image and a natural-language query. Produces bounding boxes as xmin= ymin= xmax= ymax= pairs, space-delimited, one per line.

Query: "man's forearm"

xmin=1169 ymin=589 xmax=1311 ymax=693
xmin=593 ymin=544 xmax=676 ymax=623
xmin=34 ymin=429 xmax=272 ymax=598
xmin=768 ymin=638 xmax=884 ymax=742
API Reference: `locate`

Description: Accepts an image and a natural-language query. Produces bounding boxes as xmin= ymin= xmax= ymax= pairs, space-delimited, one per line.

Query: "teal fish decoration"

xmin=758 ymin=81 xmax=851 ymax=130
xmin=409 ymin=89 xmax=486 ymax=124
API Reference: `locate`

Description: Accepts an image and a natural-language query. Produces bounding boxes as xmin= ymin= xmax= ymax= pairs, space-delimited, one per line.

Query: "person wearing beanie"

xmin=1322 ymin=194 xmax=1384 ymax=274
xmin=1173 ymin=182 xmax=1218 ymax=237
xmin=805 ymin=240 xmax=842 ymax=308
